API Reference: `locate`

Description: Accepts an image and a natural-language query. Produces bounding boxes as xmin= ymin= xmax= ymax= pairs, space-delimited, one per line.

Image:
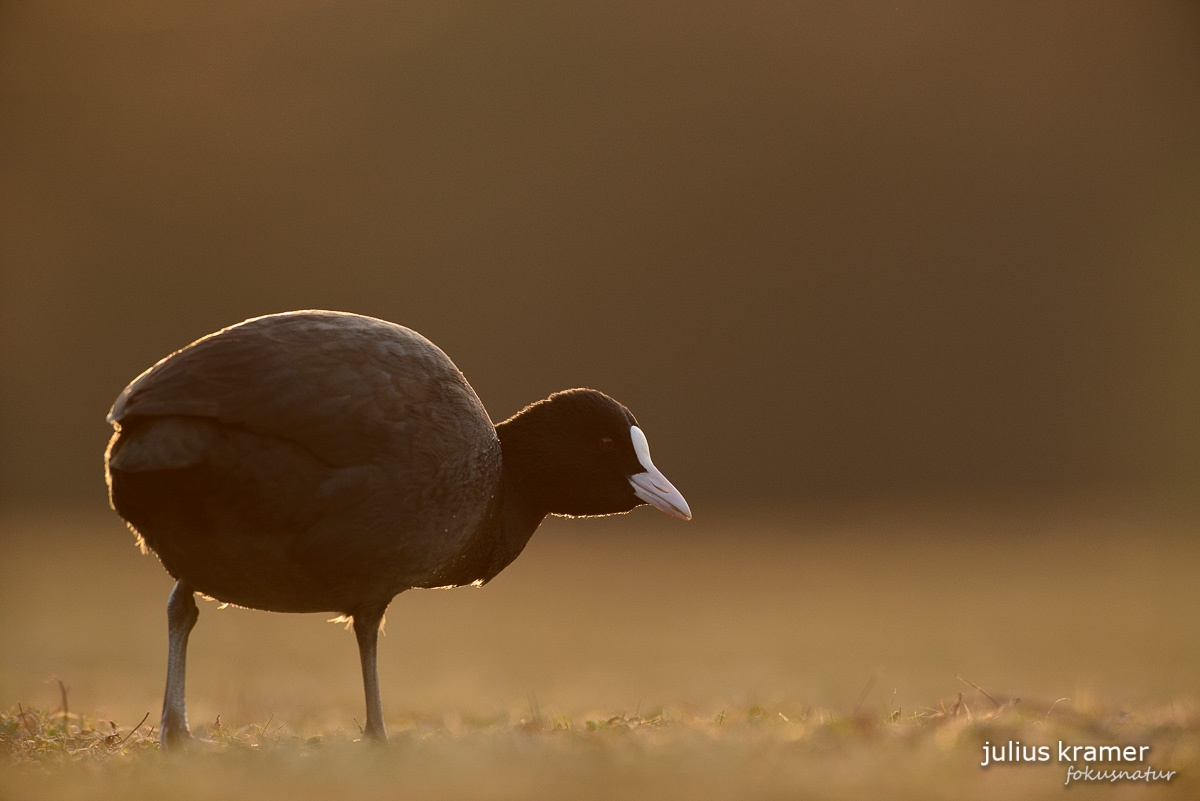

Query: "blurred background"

xmin=1 ymin=0 xmax=1199 ymax=750
xmin=2 ymin=1 xmax=1198 ymax=513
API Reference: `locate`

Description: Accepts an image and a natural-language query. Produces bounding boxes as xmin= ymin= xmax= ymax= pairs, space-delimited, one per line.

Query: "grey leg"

xmin=352 ymin=604 xmax=388 ymax=742
xmin=160 ymin=581 xmax=199 ymax=750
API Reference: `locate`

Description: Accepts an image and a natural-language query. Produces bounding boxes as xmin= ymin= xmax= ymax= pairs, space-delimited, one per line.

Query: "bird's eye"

xmin=599 ymin=436 xmax=616 ymax=452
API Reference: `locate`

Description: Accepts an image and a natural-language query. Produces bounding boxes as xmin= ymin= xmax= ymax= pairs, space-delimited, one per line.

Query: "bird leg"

xmin=352 ymin=604 xmax=388 ymax=742
xmin=160 ymin=581 xmax=199 ymax=750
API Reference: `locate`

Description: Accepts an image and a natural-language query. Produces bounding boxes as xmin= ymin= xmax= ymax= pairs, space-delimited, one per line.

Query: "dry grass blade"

xmin=117 ymin=712 xmax=151 ymax=746
xmin=852 ymin=670 xmax=879 ymax=718
xmin=955 ymin=673 xmax=1000 ymax=709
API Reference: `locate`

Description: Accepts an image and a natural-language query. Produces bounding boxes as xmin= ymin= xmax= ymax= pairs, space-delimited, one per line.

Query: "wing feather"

xmin=109 ymin=311 xmax=496 ymax=468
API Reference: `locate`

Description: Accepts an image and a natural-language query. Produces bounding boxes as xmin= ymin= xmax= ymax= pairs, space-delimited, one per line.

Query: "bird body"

xmin=108 ymin=312 xmax=508 ymax=612
xmin=105 ymin=310 xmax=690 ymax=747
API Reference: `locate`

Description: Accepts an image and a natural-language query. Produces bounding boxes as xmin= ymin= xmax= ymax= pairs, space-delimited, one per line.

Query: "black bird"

xmin=104 ymin=310 xmax=690 ymax=748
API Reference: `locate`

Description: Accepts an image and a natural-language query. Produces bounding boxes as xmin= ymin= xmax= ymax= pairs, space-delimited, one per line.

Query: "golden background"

xmin=1 ymin=4 xmax=1198 ymax=797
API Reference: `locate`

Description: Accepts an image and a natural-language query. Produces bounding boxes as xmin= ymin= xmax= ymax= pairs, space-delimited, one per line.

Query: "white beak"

xmin=627 ymin=426 xmax=691 ymax=520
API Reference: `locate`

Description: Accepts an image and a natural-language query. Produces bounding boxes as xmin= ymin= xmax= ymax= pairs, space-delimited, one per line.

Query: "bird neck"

xmin=408 ymin=417 xmax=547 ymax=590
xmin=495 ymin=415 xmax=556 ymax=528
xmin=434 ymin=418 xmax=549 ymax=587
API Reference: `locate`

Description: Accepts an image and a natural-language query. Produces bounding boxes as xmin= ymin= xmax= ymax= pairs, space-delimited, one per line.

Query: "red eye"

xmin=599 ymin=437 xmax=615 ymax=452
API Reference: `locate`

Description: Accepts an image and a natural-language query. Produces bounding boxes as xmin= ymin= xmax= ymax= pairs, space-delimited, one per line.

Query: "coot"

xmin=105 ymin=310 xmax=690 ymax=748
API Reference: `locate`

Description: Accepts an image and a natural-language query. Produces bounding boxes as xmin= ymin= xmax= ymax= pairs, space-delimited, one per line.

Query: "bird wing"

xmin=109 ymin=311 xmax=496 ymax=468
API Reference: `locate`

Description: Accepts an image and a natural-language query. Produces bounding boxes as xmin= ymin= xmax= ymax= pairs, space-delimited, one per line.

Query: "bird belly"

xmin=108 ymin=416 xmax=498 ymax=613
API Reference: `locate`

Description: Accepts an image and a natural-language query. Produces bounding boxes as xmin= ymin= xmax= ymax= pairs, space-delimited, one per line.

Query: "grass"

xmin=3 ymin=694 xmax=1197 ymax=800
xmin=2 ymin=502 xmax=1198 ymax=799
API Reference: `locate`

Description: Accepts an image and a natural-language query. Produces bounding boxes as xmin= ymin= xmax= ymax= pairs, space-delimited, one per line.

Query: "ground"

xmin=1 ymin=503 xmax=1197 ymax=799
